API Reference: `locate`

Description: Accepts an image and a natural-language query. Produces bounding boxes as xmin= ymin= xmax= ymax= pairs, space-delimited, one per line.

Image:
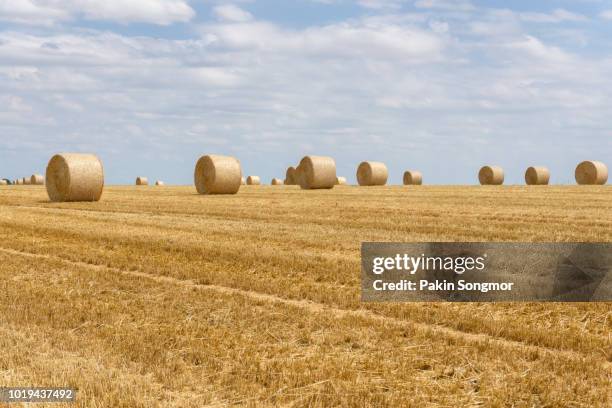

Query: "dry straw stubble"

xmin=45 ymin=153 xmax=104 ymax=202
xmin=403 ymin=171 xmax=423 ymax=186
xmin=194 ymin=154 xmax=242 ymax=194
xmin=575 ymin=161 xmax=608 ymax=185
xmin=525 ymin=166 xmax=550 ymax=185
xmin=357 ymin=161 xmax=388 ymax=186
xmin=479 ymin=165 xmax=504 ymax=185
xmin=298 ymin=155 xmax=336 ymax=190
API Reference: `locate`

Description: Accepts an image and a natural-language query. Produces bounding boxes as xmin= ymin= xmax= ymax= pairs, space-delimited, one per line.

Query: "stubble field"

xmin=0 ymin=185 xmax=610 ymax=407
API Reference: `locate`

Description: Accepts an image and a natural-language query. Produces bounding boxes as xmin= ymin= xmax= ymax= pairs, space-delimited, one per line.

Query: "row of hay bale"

xmin=3 ymin=174 xmax=45 ymax=185
xmin=14 ymin=153 xmax=608 ymax=203
xmin=478 ymin=161 xmax=608 ymax=185
xmin=134 ymin=177 xmax=165 ymax=186
xmin=220 ymin=159 xmax=607 ymax=188
xmin=352 ymin=161 xmax=607 ymax=186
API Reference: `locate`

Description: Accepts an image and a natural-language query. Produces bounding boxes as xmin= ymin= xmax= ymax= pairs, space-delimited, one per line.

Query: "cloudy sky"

xmin=1 ymin=0 xmax=611 ymax=185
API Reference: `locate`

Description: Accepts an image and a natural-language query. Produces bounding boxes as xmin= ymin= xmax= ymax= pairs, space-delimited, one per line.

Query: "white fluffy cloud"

xmin=0 ymin=0 xmax=194 ymax=25
xmin=415 ymin=0 xmax=475 ymax=12
xmin=601 ymin=10 xmax=612 ymax=20
xmin=520 ymin=9 xmax=587 ymax=24
xmin=201 ymin=20 xmax=445 ymax=61
xmin=213 ymin=4 xmax=253 ymax=22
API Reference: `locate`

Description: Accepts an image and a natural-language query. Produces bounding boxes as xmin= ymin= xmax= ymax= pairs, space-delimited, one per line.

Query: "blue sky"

xmin=1 ymin=0 xmax=611 ymax=185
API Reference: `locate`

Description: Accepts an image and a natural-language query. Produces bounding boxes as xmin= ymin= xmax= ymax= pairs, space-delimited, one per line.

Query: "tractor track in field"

xmin=1 ymin=246 xmax=609 ymax=369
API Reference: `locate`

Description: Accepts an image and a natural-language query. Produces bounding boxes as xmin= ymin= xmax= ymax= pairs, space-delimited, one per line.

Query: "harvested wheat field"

xmin=0 ymin=184 xmax=610 ymax=407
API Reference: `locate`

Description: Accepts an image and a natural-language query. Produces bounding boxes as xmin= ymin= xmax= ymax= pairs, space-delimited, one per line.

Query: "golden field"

xmin=0 ymin=184 xmax=610 ymax=407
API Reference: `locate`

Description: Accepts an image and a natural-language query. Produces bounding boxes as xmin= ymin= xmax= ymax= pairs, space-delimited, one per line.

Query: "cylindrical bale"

xmin=403 ymin=171 xmax=423 ymax=186
xmin=136 ymin=177 xmax=148 ymax=186
xmin=15 ymin=179 xmax=22 ymax=185
xmin=525 ymin=166 xmax=550 ymax=185
xmin=575 ymin=161 xmax=608 ymax=185
xmin=241 ymin=177 xmax=246 ymax=185
xmin=294 ymin=165 xmax=304 ymax=187
xmin=271 ymin=178 xmax=283 ymax=185
xmin=246 ymin=176 xmax=260 ymax=185
xmin=298 ymin=156 xmax=336 ymax=190
xmin=45 ymin=153 xmax=104 ymax=202
xmin=23 ymin=177 xmax=31 ymax=185
xmin=478 ymin=165 xmax=504 ymax=185
xmin=194 ymin=155 xmax=242 ymax=194
xmin=30 ymin=174 xmax=45 ymax=185
xmin=285 ymin=167 xmax=296 ymax=185
xmin=0 ymin=180 xmax=7 ymax=186
xmin=155 ymin=181 xmax=165 ymax=186
xmin=357 ymin=161 xmax=388 ymax=186
xmin=336 ymin=176 xmax=347 ymax=185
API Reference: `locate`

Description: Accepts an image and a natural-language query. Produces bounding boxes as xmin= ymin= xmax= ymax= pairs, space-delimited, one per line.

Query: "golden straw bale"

xmin=298 ymin=156 xmax=336 ymax=190
xmin=45 ymin=153 xmax=104 ymax=202
xmin=575 ymin=161 xmax=608 ymax=185
xmin=246 ymin=176 xmax=261 ymax=185
xmin=357 ymin=161 xmax=388 ymax=186
xmin=194 ymin=155 xmax=242 ymax=194
xmin=478 ymin=165 xmax=504 ymax=185
xmin=285 ymin=167 xmax=297 ymax=185
xmin=30 ymin=174 xmax=45 ymax=185
xmin=525 ymin=166 xmax=550 ymax=185
xmin=403 ymin=171 xmax=423 ymax=186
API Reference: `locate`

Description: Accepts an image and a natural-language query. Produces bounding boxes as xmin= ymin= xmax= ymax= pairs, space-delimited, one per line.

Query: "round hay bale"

xmin=155 ymin=181 xmax=165 ymax=186
xmin=136 ymin=177 xmax=148 ymax=186
xmin=294 ymin=165 xmax=304 ymax=187
xmin=15 ymin=179 xmax=22 ymax=185
xmin=403 ymin=171 xmax=423 ymax=186
xmin=525 ymin=166 xmax=550 ymax=185
xmin=357 ymin=161 xmax=388 ymax=186
xmin=23 ymin=177 xmax=31 ymax=185
xmin=0 ymin=180 xmax=7 ymax=186
xmin=284 ymin=167 xmax=296 ymax=185
xmin=241 ymin=177 xmax=246 ymax=185
xmin=194 ymin=154 xmax=242 ymax=194
xmin=45 ymin=153 xmax=104 ymax=202
xmin=478 ymin=165 xmax=504 ymax=185
xmin=246 ymin=176 xmax=261 ymax=185
xmin=336 ymin=176 xmax=347 ymax=185
xmin=30 ymin=174 xmax=45 ymax=185
xmin=298 ymin=156 xmax=336 ymax=190
xmin=271 ymin=178 xmax=283 ymax=185
xmin=575 ymin=161 xmax=608 ymax=185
